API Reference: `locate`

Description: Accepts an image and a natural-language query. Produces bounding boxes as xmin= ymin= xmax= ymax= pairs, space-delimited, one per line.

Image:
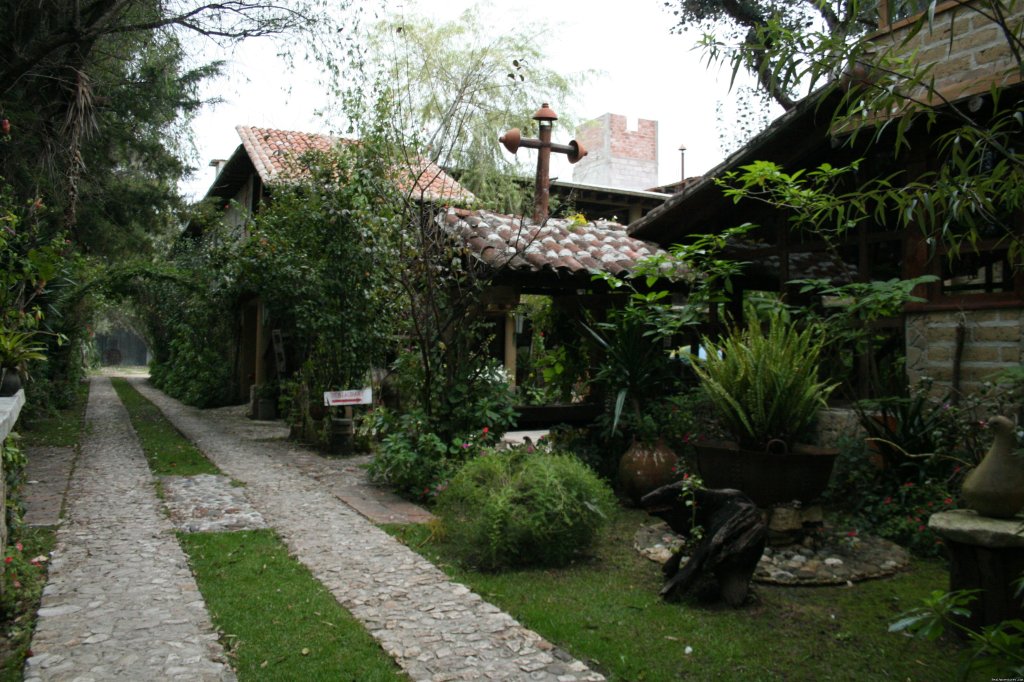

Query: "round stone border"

xmin=634 ymin=522 xmax=911 ymax=586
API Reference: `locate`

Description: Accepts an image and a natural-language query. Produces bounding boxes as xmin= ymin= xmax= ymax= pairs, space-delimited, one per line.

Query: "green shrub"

xmin=435 ymin=447 xmax=616 ymax=571
xmin=824 ymin=435 xmax=956 ymax=557
xmin=367 ymin=409 xmax=454 ymax=499
xmin=1 ymin=435 xmax=27 ymax=530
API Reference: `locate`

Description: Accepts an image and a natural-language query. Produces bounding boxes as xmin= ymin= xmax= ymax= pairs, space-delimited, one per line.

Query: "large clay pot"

xmin=0 ymin=368 xmax=21 ymax=397
xmin=618 ymin=439 xmax=678 ymax=505
xmin=962 ymin=416 xmax=1024 ymax=519
xmin=695 ymin=440 xmax=838 ymax=508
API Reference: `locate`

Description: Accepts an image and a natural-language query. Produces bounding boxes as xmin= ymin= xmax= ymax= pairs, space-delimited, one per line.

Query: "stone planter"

xmin=929 ymin=509 xmax=1024 ymax=632
xmin=695 ymin=440 xmax=838 ymax=508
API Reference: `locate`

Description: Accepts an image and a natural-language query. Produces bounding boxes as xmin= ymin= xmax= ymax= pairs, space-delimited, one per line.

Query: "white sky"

xmin=180 ymin=0 xmax=776 ymax=201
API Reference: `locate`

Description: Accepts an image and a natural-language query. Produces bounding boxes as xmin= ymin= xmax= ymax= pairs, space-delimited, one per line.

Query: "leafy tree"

xmin=364 ymin=9 xmax=590 ymax=212
xmin=686 ymin=0 xmax=1024 ymax=262
xmin=668 ymin=0 xmax=879 ymax=109
xmin=1 ymin=0 xmax=361 ymax=251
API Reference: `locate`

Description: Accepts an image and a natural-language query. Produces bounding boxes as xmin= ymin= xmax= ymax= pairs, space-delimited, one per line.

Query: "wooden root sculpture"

xmin=641 ymin=482 xmax=767 ymax=607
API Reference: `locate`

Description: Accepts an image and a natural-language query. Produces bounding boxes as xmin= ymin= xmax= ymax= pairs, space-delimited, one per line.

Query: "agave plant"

xmin=690 ymin=311 xmax=836 ymax=451
xmin=0 ymin=328 xmax=47 ymax=374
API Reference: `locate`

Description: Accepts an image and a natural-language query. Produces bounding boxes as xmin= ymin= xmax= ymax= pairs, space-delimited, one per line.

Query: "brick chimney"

xmin=571 ymin=114 xmax=658 ymax=189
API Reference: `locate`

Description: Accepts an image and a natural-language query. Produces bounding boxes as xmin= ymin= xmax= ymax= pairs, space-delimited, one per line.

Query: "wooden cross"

xmin=500 ymin=103 xmax=587 ymax=224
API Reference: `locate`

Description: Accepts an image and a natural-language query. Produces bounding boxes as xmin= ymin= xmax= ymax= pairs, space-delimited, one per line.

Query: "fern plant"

xmin=690 ymin=311 xmax=836 ymax=451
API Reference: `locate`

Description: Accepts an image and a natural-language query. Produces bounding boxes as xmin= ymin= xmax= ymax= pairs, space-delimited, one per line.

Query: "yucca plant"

xmin=690 ymin=311 xmax=836 ymax=451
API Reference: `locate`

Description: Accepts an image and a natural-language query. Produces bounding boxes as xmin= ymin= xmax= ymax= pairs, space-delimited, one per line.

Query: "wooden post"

xmin=504 ymin=314 xmax=517 ymax=388
xmin=254 ymin=298 xmax=267 ymax=387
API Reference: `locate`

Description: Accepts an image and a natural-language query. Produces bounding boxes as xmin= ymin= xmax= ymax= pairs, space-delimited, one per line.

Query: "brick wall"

xmin=573 ymin=113 xmax=658 ymax=190
xmin=873 ymin=0 xmax=1024 ymax=102
xmin=905 ymin=309 xmax=1024 ymax=394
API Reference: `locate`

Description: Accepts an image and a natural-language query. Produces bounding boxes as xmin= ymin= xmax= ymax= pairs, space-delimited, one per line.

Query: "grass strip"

xmin=181 ymin=531 xmax=404 ymax=681
xmin=18 ymin=380 xmax=88 ymax=448
xmin=110 ymin=377 xmax=220 ymax=476
xmin=113 ymin=377 xmax=404 ymax=680
xmin=386 ymin=511 xmax=965 ymax=682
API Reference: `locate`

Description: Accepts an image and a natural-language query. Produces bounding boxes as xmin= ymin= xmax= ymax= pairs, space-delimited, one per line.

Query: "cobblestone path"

xmin=24 ymin=376 xmax=603 ymax=681
xmin=130 ymin=378 xmax=604 ymax=682
xmin=24 ymin=378 xmax=234 ymax=681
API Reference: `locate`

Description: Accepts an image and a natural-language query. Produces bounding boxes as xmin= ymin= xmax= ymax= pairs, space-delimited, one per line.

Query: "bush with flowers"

xmin=825 ymin=431 xmax=958 ymax=557
xmin=365 ymin=405 xmax=507 ymax=502
xmin=365 ymin=351 xmax=518 ymax=501
xmin=826 ymin=372 xmax=1024 ymax=557
xmin=1 ymin=540 xmax=46 ymax=618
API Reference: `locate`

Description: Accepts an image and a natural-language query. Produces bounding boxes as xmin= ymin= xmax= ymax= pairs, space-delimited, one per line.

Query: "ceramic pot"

xmin=618 ymin=439 xmax=678 ymax=505
xmin=696 ymin=440 xmax=838 ymax=507
xmin=0 ymin=368 xmax=21 ymax=397
xmin=962 ymin=416 xmax=1024 ymax=519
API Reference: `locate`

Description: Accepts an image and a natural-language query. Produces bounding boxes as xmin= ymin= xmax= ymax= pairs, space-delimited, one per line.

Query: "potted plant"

xmin=688 ymin=310 xmax=838 ymax=507
xmin=585 ymin=309 xmax=681 ymax=503
xmin=0 ymin=328 xmax=47 ymax=396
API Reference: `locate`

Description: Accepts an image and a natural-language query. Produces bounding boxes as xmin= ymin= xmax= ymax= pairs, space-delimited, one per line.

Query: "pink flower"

xmin=482 ymin=427 xmax=490 ymax=435
xmin=4 ymin=556 xmax=11 ymax=565
xmin=918 ymin=525 xmax=927 ymax=532
xmin=462 ymin=442 xmax=470 ymax=449
xmin=846 ymin=529 xmax=858 ymax=537
xmin=943 ymin=497 xmax=953 ymax=505
xmin=15 ymin=542 xmax=22 ymax=552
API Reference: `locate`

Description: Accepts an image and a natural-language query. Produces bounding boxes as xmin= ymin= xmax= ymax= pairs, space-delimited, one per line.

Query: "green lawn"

xmin=110 ymin=377 xmax=220 ymax=476
xmin=181 ymin=531 xmax=404 ymax=681
xmin=386 ymin=509 xmax=970 ymax=682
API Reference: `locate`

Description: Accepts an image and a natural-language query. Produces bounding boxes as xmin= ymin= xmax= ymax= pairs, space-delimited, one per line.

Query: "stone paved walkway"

xmin=25 ymin=376 xmax=603 ymax=681
xmin=129 ymin=378 xmax=603 ymax=682
xmin=22 ymin=446 xmax=75 ymax=528
xmin=25 ymin=378 xmax=234 ymax=681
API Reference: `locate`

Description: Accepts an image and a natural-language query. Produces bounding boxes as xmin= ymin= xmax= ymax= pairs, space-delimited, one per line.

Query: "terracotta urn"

xmin=961 ymin=416 xmax=1024 ymax=519
xmin=618 ymin=439 xmax=678 ymax=505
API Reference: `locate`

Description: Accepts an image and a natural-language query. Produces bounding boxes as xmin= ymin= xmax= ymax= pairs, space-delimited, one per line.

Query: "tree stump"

xmin=641 ymin=483 xmax=767 ymax=607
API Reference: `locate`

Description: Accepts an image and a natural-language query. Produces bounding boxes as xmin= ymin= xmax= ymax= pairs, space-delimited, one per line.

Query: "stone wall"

xmin=816 ymin=407 xmax=864 ymax=449
xmin=572 ymin=113 xmax=658 ymax=190
xmin=905 ymin=308 xmax=1024 ymax=394
xmin=873 ymin=0 xmax=1024 ymax=102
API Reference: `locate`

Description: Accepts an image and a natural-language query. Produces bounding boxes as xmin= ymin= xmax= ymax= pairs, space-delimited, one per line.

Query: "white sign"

xmin=323 ymin=388 xmax=372 ymax=407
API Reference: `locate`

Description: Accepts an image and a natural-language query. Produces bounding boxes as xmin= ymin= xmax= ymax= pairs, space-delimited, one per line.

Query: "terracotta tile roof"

xmin=441 ymin=208 xmax=681 ymax=279
xmin=235 ymin=126 xmax=476 ymax=204
xmin=236 ymin=126 xmax=336 ymax=183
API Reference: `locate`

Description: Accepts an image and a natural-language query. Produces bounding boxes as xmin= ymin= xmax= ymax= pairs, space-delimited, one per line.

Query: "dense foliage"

xmin=435 ymin=444 xmax=616 ymax=571
xmin=690 ymin=310 xmax=836 ymax=450
xmin=826 ymin=372 xmax=1024 ymax=557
